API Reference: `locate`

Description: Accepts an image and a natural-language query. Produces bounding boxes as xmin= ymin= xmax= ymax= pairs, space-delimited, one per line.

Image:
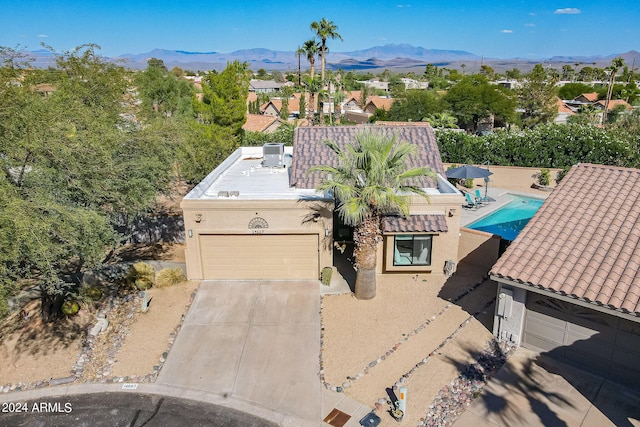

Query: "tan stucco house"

xmin=181 ymin=124 xmax=464 ymax=281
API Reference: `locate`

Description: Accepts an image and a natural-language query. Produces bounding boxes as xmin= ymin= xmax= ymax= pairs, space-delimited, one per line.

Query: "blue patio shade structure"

xmin=446 ymin=164 xmax=494 ymax=201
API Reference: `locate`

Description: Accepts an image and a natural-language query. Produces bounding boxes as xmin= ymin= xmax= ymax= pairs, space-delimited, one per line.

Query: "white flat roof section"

xmin=184 ymin=146 xmax=323 ymax=201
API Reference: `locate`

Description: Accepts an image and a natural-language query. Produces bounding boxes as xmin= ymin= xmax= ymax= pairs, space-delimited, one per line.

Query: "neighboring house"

xmin=494 ymin=80 xmax=522 ymax=90
xmin=32 ymin=83 xmax=56 ymax=96
xmin=242 ymin=114 xmax=286 ymax=133
xmin=400 ymin=78 xmax=429 ymax=90
xmin=249 ymin=79 xmax=283 ymax=93
xmin=554 ymin=98 xmax=575 ymax=124
xmin=260 ymin=97 xmax=304 ymax=119
xmin=573 ymin=92 xmax=599 ymax=104
xmin=364 ymin=96 xmax=394 ymax=115
xmin=357 ymin=79 xmax=389 ymax=92
xmin=594 ymin=99 xmax=633 ymax=111
xmin=490 ymin=163 xmax=640 ymax=389
xmin=181 ymin=124 xmax=464 ymax=281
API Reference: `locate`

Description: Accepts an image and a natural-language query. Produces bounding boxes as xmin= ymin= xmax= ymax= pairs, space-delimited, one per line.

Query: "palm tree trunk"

xmin=353 ymin=214 xmax=381 ymax=300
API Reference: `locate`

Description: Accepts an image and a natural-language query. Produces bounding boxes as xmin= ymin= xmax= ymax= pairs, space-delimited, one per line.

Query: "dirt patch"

xmin=0 ymin=300 xmax=93 ymax=384
xmin=0 ymin=242 xmax=191 ymax=389
xmin=110 ymin=281 xmax=199 ymax=377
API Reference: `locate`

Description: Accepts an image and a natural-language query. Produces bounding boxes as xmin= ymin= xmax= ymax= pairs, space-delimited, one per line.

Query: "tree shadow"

xmin=1 ymin=299 xmax=91 ymax=360
xmin=437 ymin=260 xmax=497 ymax=331
xmin=445 ymin=335 xmax=640 ymax=427
xmin=440 ymin=341 xmax=572 ymax=427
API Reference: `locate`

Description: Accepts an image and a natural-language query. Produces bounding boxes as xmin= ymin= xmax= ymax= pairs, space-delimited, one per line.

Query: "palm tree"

xmin=311 ymin=131 xmax=435 ymax=300
xmin=297 ymin=39 xmax=320 ymax=81
xmin=602 ymin=57 xmax=625 ymax=125
xmin=303 ymin=75 xmax=321 ymax=124
xmin=310 ymin=18 xmax=343 ymax=86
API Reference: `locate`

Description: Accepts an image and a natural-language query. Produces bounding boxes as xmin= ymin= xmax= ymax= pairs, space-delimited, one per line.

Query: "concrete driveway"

xmin=156 ymin=280 xmax=321 ymax=426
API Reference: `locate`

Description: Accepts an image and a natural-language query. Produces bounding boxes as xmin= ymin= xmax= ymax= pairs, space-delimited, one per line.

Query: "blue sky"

xmin=1 ymin=1 xmax=638 ymax=59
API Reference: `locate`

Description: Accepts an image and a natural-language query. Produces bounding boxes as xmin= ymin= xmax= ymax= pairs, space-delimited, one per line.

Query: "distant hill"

xmin=19 ymin=44 xmax=640 ymax=73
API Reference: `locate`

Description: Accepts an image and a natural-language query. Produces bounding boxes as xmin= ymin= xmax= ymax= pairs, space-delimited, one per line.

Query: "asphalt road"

xmin=0 ymin=393 xmax=279 ymax=427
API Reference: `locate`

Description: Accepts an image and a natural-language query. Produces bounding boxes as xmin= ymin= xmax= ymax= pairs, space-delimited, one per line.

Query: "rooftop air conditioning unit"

xmin=262 ymin=143 xmax=285 ymax=168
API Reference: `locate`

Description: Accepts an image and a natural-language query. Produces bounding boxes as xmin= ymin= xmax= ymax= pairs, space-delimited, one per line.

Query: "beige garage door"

xmin=199 ymin=234 xmax=319 ymax=280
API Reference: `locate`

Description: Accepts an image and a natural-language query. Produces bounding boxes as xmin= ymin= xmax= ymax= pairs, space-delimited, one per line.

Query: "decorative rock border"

xmin=1 ymin=284 xmax=199 ymax=394
xmin=319 ymin=277 xmax=490 ymax=392
xmin=421 ymin=340 xmax=516 ymax=427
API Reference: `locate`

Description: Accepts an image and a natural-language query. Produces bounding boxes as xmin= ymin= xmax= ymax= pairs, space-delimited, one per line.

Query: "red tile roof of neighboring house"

xmin=289 ymin=125 xmax=444 ymax=189
xmin=595 ymin=99 xmax=633 ymax=111
xmin=491 ymin=163 xmax=640 ymax=316
xmin=366 ymin=96 xmax=394 ymax=111
xmin=260 ymin=97 xmax=306 ymax=115
xmin=242 ymin=114 xmax=285 ymax=133
xmin=382 ymin=214 xmax=448 ymax=233
xmin=557 ymin=98 xmax=574 ymax=114
xmin=575 ymin=92 xmax=599 ymax=102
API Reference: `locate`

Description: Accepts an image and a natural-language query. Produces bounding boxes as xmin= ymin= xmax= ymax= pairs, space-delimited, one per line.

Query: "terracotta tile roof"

xmin=491 ymin=163 xmax=640 ymax=316
xmin=365 ymin=96 xmax=394 ymax=111
xmin=556 ymin=98 xmax=574 ymax=114
xmin=575 ymin=92 xmax=599 ymax=102
xmin=247 ymin=92 xmax=258 ymax=103
xmin=289 ymin=125 xmax=445 ymax=189
xmin=595 ymin=99 xmax=633 ymax=110
xmin=261 ymin=97 xmax=306 ymax=114
xmin=376 ymin=122 xmax=433 ymax=127
xmin=382 ymin=214 xmax=448 ymax=233
xmin=242 ymin=114 xmax=285 ymax=132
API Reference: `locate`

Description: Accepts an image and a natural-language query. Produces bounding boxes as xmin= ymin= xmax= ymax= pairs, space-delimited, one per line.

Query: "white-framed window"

xmin=393 ymin=234 xmax=432 ymax=266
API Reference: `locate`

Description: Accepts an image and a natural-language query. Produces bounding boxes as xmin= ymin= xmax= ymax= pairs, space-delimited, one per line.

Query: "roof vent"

xmin=262 ymin=143 xmax=285 ymax=168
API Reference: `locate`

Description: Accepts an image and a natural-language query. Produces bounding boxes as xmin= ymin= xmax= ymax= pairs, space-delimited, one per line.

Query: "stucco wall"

xmin=376 ymin=193 xmax=463 ymax=276
xmin=458 ymin=228 xmax=501 ymax=270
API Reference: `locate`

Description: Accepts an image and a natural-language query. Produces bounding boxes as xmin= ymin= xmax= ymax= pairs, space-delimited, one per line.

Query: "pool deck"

xmin=459 ymin=187 xmax=550 ymax=227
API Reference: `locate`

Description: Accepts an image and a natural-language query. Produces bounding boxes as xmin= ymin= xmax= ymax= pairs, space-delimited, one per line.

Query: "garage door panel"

xmin=524 ymin=294 xmax=640 ymax=390
xmin=200 ymin=234 xmax=318 ymax=280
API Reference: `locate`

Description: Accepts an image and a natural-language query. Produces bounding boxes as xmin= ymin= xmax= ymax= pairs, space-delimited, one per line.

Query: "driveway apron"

xmin=156 ymin=280 xmax=321 ymax=424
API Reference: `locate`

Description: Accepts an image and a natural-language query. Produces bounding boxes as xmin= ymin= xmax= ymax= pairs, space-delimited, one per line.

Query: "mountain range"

xmin=24 ymin=44 xmax=640 ymax=74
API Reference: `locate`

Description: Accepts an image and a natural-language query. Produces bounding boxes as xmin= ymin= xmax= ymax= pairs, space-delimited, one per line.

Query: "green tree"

xmin=558 ymin=82 xmax=595 ymax=100
xmin=279 ymin=98 xmax=289 ymax=119
xmin=136 ymin=59 xmax=195 ymax=118
xmin=443 ymin=75 xmax=517 ymax=131
xmin=311 ymin=131 xmax=434 ymax=299
xmin=518 ymin=64 xmax=560 ymax=128
xmin=310 ymin=18 xmax=343 ymax=85
xmin=0 ymin=45 xmax=174 ymax=321
xmin=388 ymin=90 xmax=445 ymax=122
xmin=195 ymin=60 xmax=249 ymax=135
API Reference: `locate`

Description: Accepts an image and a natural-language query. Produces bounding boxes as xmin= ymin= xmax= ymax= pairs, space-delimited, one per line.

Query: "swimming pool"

xmin=467 ymin=195 xmax=544 ymax=241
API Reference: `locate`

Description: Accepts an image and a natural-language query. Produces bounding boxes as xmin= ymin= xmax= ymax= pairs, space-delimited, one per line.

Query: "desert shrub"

xmin=321 ymin=267 xmax=333 ymax=286
xmin=82 ymin=286 xmax=103 ymax=301
xmin=155 ymin=267 xmax=186 ymax=288
xmin=535 ymin=168 xmax=550 ymax=186
xmin=128 ymin=262 xmax=155 ymax=290
xmin=61 ymin=300 xmax=80 ymax=316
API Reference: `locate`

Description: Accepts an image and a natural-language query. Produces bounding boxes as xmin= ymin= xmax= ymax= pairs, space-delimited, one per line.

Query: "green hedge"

xmin=436 ymin=124 xmax=640 ymax=169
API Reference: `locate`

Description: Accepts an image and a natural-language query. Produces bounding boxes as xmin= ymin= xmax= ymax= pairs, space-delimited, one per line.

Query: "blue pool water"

xmin=467 ymin=195 xmax=544 ymax=241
